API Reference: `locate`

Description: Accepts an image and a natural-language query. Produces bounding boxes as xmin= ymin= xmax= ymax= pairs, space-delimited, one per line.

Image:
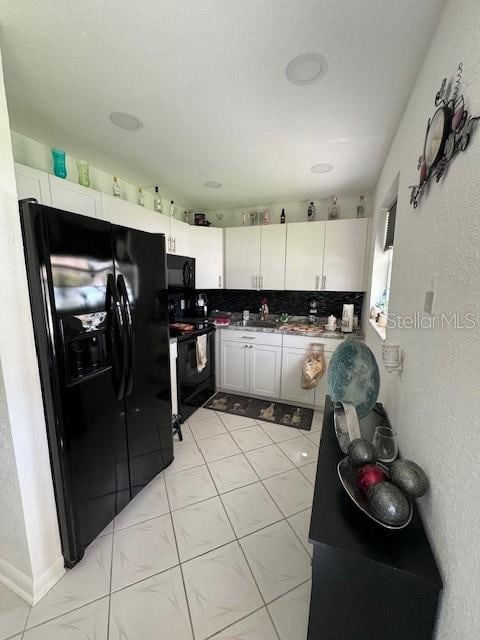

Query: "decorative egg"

xmin=391 ymin=459 xmax=429 ymax=498
xmin=357 ymin=464 xmax=387 ymax=494
xmin=348 ymin=438 xmax=377 ymax=466
xmin=368 ymin=481 xmax=410 ymax=527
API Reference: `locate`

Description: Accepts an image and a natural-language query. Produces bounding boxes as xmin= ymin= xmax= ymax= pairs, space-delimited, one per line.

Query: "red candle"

xmin=357 ymin=464 xmax=388 ymax=494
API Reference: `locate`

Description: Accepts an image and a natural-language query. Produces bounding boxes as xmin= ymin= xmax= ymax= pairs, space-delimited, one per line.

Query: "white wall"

xmin=0 ymin=50 xmax=64 ymax=603
xmin=364 ymin=0 xmax=480 ymax=637
xmin=0 ymin=361 xmax=31 ymax=578
xmin=208 ymin=195 xmax=371 ymax=227
xmin=11 ymin=130 xmax=190 ymax=222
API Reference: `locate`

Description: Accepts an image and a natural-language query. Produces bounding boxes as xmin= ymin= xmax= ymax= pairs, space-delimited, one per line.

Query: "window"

xmin=384 ymin=200 xmax=397 ymax=251
xmin=377 ymin=199 xmax=397 ymax=316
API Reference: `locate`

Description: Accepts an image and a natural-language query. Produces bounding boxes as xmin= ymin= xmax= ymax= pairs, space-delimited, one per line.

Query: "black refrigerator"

xmin=20 ymin=200 xmax=173 ymax=567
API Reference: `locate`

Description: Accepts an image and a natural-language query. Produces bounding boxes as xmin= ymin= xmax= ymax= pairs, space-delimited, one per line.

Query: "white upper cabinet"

xmin=14 ymin=163 xmax=52 ymax=205
xmin=225 ymin=227 xmax=261 ymax=289
xmin=190 ymin=226 xmax=224 ymax=289
xmin=260 ymin=225 xmax=286 ymax=290
xmin=323 ymin=218 xmax=368 ymax=291
xmin=225 ymin=225 xmax=287 ymax=290
xmin=100 ymin=193 xmax=169 ymax=235
xmin=169 ymin=217 xmax=190 ymax=256
xmin=100 ymin=194 xmax=172 ymax=253
xmin=285 ymin=221 xmax=325 ymax=291
xmin=49 ymin=175 xmax=102 ymax=218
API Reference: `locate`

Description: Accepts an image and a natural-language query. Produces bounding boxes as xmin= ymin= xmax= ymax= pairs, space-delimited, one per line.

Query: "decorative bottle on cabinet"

xmin=308 ymin=201 xmax=316 ymax=221
xmin=357 ymin=195 xmax=365 ymax=218
xmin=169 ymin=200 xmax=175 ymax=217
xmin=280 ymin=208 xmax=286 ymax=224
xmin=112 ymin=176 xmax=121 ymax=198
xmin=137 ymin=188 xmax=145 ymax=206
xmin=154 ymin=186 xmax=162 ymax=213
xmin=328 ymin=196 xmax=339 ymax=220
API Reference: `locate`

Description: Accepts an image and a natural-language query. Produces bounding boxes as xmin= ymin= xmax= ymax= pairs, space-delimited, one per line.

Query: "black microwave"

xmin=167 ymin=255 xmax=195 ymax=290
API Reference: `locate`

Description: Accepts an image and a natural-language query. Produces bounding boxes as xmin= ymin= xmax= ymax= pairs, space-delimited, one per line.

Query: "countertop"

xmin=216 ymin=322 xmax=363 ymax=340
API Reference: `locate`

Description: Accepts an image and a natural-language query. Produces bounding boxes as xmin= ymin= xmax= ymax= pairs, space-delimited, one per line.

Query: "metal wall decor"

xmin=410 ymin=63 xmax=479 ymax=208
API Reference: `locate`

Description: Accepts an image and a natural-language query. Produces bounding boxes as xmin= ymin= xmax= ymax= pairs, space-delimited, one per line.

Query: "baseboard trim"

xmin=32 ymin=555 xmax=65 ymax=604
xmin=0 ymin=556 xmax=33 ymax=603
xmin=0 ymin=554 xmax=65 ymax=604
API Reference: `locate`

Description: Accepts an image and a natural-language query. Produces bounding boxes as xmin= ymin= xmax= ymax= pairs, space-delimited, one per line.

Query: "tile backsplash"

xmin=198 ymin=289 xmax=364 ymax=319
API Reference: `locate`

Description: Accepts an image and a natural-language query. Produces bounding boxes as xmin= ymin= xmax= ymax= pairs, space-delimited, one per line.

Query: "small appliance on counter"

xmin=341 ymin=304 xmax=354 ymax=333
xmin=196 ymin=293 xmax=208 ymax=317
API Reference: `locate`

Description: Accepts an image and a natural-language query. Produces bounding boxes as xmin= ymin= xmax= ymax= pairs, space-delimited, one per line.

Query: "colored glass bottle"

xmin=51 ymin=148 xmax=67 ymax=179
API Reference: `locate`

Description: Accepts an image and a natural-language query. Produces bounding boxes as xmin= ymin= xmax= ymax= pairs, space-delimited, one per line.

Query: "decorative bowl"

xmin=337 ymin=457 xmax=413 ymax=530
xmin=327 ymin=338 xmax=380 ymax=418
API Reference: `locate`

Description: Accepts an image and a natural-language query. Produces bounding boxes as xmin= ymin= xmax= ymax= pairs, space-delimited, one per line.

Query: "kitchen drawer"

xmin=218 ymin=328 xmax=283 ymax=347
xmin=282 ymin=334 xmax=339 ymax=353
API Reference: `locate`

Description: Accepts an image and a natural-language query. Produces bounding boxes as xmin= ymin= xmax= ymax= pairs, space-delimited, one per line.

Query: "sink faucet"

xmin=260 ymin=297 xmax=269 ymax=320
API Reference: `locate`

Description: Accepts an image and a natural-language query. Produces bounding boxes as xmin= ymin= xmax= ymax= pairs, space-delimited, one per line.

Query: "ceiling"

xmin=0 ymin=0 xmax=444 ymax=209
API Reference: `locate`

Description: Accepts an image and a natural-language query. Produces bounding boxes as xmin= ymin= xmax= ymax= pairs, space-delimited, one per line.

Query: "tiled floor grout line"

xmin=196 ymin=444 xmax=282 ymax=640
xmin=18 ymin=409 xmax=319 ymax=638
xmin=162 ymin=473 xmax=197 ymax=640
xmin=202 ymin=604 xmax=267 ymax=640
xmin=106 ymin=524 xmax=115 ymax=640
xmin=21 ymin=593 xmax=111 ymax=634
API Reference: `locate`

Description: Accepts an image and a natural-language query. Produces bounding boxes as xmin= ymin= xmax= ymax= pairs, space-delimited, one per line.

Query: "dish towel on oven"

xmin=196 ymin=334 xmax=208 ymax=372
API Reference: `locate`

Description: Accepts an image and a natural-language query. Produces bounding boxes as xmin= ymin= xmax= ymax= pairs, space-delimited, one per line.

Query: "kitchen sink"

xmin=233 ymin=320 xmax=279 ymax=329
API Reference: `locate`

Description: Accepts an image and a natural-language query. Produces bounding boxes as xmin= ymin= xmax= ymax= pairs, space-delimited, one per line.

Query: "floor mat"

xmin=204 ymin=392 xmax=313 ymax=431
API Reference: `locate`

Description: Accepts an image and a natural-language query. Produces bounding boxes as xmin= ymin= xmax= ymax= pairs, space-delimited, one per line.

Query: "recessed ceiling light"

xmin=204 ymin=181 xmax=222 ymax=188
xmin=109 ymin=112 xmax=143 ymax=131
xmin=286 ymin=52 xmax=328 ymax=85
xmin=311 ymin=163 xmax=333 ymax=174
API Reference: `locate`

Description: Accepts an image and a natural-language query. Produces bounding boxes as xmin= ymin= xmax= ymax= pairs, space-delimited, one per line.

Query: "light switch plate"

xmin=424 ymin=291 xmax=435 ymax=315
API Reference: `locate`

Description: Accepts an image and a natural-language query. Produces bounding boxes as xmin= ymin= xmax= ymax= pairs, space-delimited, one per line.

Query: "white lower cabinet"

xmin=250 ymin=344 xmax=282 ymax=399
xmin=313 ymin=355 xmax=331 ymax=408
xmin=280 ymin=347 xmax=331 ymax=408
xmin=220 ymin=339 xmax=282 ymax=399
xmin=280 ymin=347 xmax=316 ymax=405
xmin=220 ymin=341 xmax=249 ymax=393
xmin=219 ymin=330 xmax=337 ymax=407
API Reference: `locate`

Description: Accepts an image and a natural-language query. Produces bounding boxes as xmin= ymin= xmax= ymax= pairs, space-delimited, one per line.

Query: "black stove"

xmin=169 ymin=319 xmax=214 ymax=341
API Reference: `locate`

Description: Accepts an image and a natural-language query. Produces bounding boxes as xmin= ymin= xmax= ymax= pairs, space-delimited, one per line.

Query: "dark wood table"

xmin=308 ymin=397 xmax=443 ymax=640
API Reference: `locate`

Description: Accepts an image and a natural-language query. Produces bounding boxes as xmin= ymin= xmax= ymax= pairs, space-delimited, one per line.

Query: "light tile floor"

xmin=1 ymin=407 xmax=322 ymax=640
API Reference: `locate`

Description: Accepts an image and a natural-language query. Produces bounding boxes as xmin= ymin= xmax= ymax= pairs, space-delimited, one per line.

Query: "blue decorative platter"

xmin=327 ymin=338 xmax=380 ymax=418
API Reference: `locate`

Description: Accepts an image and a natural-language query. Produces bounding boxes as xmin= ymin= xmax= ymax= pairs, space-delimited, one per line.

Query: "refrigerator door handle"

xmin=117 ymin=274 xmax=135 ymax=397
xmin=106 ymin=274 xmax=127 ymax=400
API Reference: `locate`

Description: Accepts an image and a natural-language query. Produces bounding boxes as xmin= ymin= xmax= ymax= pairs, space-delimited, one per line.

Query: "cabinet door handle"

xmin=173 ymin=237 xmax=177 ymax=252
xmin=315 ymin=275 xmax=320 ymax=289
xmin=259 ymin=275 xmax=264 ymax=289
xmin=322 ymin=274 xmax=326 ymax=290
xmin=218 ymin=275 xmax=222 ymax=288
